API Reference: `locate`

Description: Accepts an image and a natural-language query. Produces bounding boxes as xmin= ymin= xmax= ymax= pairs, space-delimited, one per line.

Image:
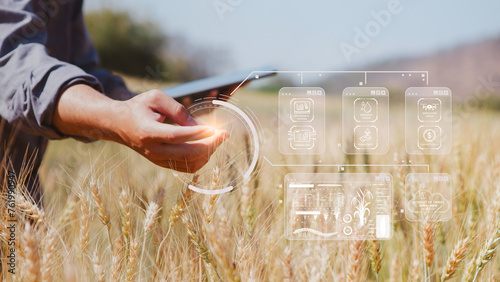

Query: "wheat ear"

xmin=92 ymin=248 xmax=105 ymax=282
xmin=472 ymin=221 xmax=500 ymax=281
xmin=182 ymin=214 xmax=220 ymax=280
xmin=79 ymin=194 xmax=90 ymax=253
xmin=422 ymin=217 xmax=435 ymax=280
xmin=282 ymin=246 xmax=294 ymax=281
xmin=408 ymin=257 xmax=421 ymax=282
xmin=139 ymin=201 xmax=161 ymax=281
xmin=16 ymin=192 xmax=45 ymax=224
xmin=157 ymin=175 xmax=198 ymax=263
xmin=204 ymin=167 xmax=221 ymax=224
xmin=111 ymin=236 xmax=124 ymax=282
xmin=441 ymin=237 xmax=470 ymax=281
xmin=389 ymin=254 xmax=400 ymax=282
xmin=41 ymin=227 xmax=57 ymax=282
xmin=91 ymin=181 xmax=112 ymax=251
xmin=368 ymin=240 xmax=382 ymax=281
xmin=125 ymin=237 xmax=139 ymax=281
xmin=23 ymin=222 xmax=41 ymax=282
xmin=57 ymin=195 xmax=78 ymax=228
xmin=346 ymin=239 xmax=364 ymax=282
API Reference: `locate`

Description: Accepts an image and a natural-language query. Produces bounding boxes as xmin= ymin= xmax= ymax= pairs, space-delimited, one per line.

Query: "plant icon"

xmin=351 ymin=189 xmax=373 ymax=227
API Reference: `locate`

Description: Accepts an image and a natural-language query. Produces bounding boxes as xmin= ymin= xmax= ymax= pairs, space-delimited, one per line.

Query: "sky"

xmin=84 ymin=0 xmax=500 ymax=73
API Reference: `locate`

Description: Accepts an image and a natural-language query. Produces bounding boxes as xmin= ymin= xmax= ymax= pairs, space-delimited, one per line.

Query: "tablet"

xmin=162 ymin=65 xmax=276 ymax=102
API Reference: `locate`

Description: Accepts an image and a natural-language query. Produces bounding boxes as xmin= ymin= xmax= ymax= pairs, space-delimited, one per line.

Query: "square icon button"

xmin=354 ymin=98 xmax=378 ymax=122
xmin=418 ymin=126 xmax=441 ymax=149
xmin=354 ymin=126 xmax=378 ymax=150
xmin=418 ymin=98 xmax=442 ymax=122
xmin=288 ymin=125 xmax=316 ymax=150
xmin=290 ymin=98 xmax=314 ymax=122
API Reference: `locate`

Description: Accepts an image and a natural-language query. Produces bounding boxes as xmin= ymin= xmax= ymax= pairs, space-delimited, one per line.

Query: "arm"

xmin=53 ymin=85 xmax=228 ymax=172
xmin=0 ymin=2 xmax=102 ymax=139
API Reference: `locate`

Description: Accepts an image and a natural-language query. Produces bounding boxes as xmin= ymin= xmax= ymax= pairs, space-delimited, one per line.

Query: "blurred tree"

xmin=85 ymin=10 xmax=168 ymax=79
xmin=85 ymin=9 xmax=229 ymax=82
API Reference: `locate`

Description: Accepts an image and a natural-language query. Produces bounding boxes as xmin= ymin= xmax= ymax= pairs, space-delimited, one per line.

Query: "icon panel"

xmin=279 ymin=87 xmax=325 ymax=154
xmin=285 ymin=173 xmax=393 ymax=240
xmin=343 ymin=87 xmax=389 ymax=154
xmin=405 ymin=173 xmax=452 ymax=222
xmin=406 ymin=87 xmax=451 ymax=154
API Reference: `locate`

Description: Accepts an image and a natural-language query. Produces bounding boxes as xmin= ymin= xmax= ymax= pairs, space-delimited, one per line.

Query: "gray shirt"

xmin=0 ymin=0 xmax=132 ymax=200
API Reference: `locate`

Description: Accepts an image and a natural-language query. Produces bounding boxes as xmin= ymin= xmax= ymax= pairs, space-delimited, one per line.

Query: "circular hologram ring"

xmin=185 ymin=100 xmax=260 ymax=195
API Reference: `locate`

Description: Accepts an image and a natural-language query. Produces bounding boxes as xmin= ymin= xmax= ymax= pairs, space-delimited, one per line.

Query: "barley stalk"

xmin=472 ymin=220 xmax=500 ymax=281
xmin=346 ymin=239 xmax=364 ymax=282
xmin=368 ymin=240 xmax=382 ymax=281
xmin=182 ymin=214 xmax=220 ymax=280
xmin=408 ymin=256 xmax=421 ymax=282
xmin=92 ymin=248 xmax=105 ymax=282
xmin=205 ymin=214 xmax=239 ymax=281
xmin=57 ymin=195 xmax=78 ymax=227
xmin=23 ymin=222 xmax=41 ymax=282
xmin=441 ymin=237 xmax=470 ymax=281
xmin=463 ymin=254 xmax=477 ymax=282
xmin=91 ymin=181 xmax=113 ymax=252
xmin=125 ymin=237 xmax=139 ymax=281
xmin=139 ymin=201 xmax=161 ymax=281
xmin=389 ymin=254 xmax=400 ymax=282
xmin=91 ymin=181 xmax=110 ymax=226
xmin=282 ymin=246 xmax=294 ymax=282
xmin=16 ymin=192 xmax=45 ymax=224
xmin=79 ymin=194 xmax=90 ymax=253
xmin=157 ymin=175 xmax=198 ymax=263
xmin=422 ymin=217 xmax=435 ymax=280
xmin=168 ymin=177 xmax=196 ymax=227
xmin=119 ymin=189 xmax=132 ymax=259
xmin=111 ymin=236 xmax=124 ymax=282
xmin=204 ymin=167 xmax=221 ymax=224
xmin=41 ymin=227 xmax=57 ymax=282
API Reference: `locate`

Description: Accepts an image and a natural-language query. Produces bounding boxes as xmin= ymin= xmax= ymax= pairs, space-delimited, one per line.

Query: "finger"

xmin=150 ymin=91 xmax=197 ymax=126
xmin=150 ymin=130 xmax=229 ymax=162
xmin=151 ymin=124 xmax=216 ymax=144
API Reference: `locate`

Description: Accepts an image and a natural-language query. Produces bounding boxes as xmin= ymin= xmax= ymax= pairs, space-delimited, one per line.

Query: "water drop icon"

xmin=361 ymin=101 xmax=372 ymax=113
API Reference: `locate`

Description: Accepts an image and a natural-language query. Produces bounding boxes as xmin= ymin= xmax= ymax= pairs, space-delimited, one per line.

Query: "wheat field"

xmin=1 ymin=84 xmax=500 ymax=281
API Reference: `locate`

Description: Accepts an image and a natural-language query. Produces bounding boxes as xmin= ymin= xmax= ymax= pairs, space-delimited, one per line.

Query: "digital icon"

xmin=418 ymin=126 xmax=441 ymax=149
xmin=408 ymin=190 xmax=450 ymax=215
xmin=351 ymin=189 xmax=373 ymax=227
xmin=343 ymin=214 xmax=352 ymax=223
xmin=354 ymin=126 xmax=378 ymax=150
xmin=343 ymin=226 xmax=353 ymax=235
xmin=405 ymin=173 xmax=452 ymax=222
xmin=288 ymin=125 xmax=316 ymax=150
xmin=290 ymin=98 xmax=314 ymax=122
xmin=418 ymin=98 xmax=442 ymax=122
xmin=354 ymin=98 xmax=378 ymax=122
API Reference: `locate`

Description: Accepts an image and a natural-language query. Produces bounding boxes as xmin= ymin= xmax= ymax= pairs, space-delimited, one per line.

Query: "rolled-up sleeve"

xmin=0 ymin=3 xmax=102 ymax=139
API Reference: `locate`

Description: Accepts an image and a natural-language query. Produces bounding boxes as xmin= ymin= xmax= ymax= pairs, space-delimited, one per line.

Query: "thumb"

xmin=152 ymin=93 xmax=198 ymax=126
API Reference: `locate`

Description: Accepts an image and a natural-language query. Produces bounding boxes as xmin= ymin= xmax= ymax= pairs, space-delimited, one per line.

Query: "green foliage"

xmin=85 ymin=10 xmax=168 ymax=79
xmin=85 ymin=9 xmax=227 ymax=82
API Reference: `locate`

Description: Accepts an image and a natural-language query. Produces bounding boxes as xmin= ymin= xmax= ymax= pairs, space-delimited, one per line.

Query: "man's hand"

xmin=53 ymin=85 xmax=228 ymax=173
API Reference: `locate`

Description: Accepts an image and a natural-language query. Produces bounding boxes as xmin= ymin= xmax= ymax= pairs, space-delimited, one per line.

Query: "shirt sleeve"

xmin=0 ymin=3 xmax=103 ymax=139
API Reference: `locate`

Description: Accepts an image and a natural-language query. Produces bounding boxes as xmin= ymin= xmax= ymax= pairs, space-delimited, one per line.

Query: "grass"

xmin=2 ymin=79 xmax=500 ymax=281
